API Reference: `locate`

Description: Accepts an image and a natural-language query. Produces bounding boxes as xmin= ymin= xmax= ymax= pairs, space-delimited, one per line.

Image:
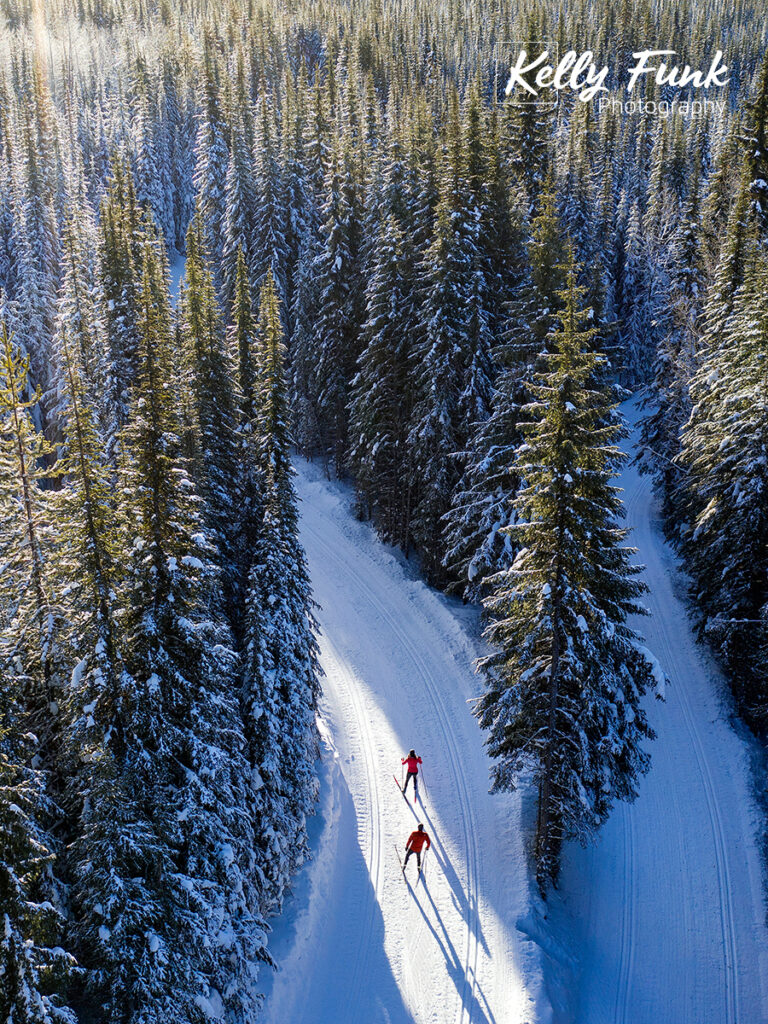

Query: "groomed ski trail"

xmin=261 ymin=458 xmax=545 ymax=1024
xmin=553 ymin=401 xmax=768 ymax=1024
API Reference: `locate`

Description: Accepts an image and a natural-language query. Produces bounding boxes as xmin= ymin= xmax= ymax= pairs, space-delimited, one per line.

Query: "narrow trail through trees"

xmin=262 ymin=405 xmax=768 ymax=1023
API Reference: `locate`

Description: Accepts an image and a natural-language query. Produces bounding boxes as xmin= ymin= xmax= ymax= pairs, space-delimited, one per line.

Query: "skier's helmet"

xmin=417 ymin=823 xmax=424 ymax=831
xmin=409 ymin=749 xmax=416 ymax=757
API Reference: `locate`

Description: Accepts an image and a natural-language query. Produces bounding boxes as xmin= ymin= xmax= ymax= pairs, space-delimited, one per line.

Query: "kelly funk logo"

xmin=504 ymin=45 xmax=730 ymax=117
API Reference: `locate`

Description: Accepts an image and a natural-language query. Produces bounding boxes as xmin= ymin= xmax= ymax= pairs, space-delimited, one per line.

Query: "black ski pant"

xmin=403 ymin=771 xmax=418 ymax=797
xmin=404 ymin=848 xmax=421 ymax=869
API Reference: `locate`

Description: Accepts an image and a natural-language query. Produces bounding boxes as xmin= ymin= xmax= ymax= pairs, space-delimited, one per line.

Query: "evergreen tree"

xmin=348 ymin=216 xmax=413 ymax=545
xmin=679 ymin=247 xmax=768 ymax=726
xmin=639 ymin=161 xmax=704 ymax=526
xmin=743 ymin=50 xmax=768 ymax=240
xmin=14 ymin=116 xmax=60 ymax=425
xmin=0 ymin=683 xmax=77 ymax=1024
xmin=408 ymin=102 xmax=493 ymax=583
xmin=0 ymin=323 xmax=64 ymax=758
xmin=98 ymin=156 xmax=143 ymax=447
xmin=220 ymin=125 xmax=256 ymax=314
xmin=242 ymin=271 xmax=319 ymax=910
xmin=75 ymin=235 xmax=268 ymax=1022
xmin=193 ymin=47 xmax=229 ymax=291
xmin=476 ymin=249 xmax=659 ymax=888
xmin=310 ymin=138 xmax=364 ymax=468
xmin=178 ymin=208 xmax=240 ymax=609
xmin=251 ymin=94 xmax=289 ymax=299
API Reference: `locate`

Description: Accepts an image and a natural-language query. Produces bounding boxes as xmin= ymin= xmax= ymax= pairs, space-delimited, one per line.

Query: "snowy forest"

xmin=1 ymin=0 xmax=767 ymax=1017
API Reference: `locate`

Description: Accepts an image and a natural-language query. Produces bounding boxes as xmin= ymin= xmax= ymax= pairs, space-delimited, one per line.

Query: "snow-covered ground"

xmin=260 ymin=458 xmax=546 ymax=1024
xmin=549 ymin=401 xmax=768 ymax=1023
xmin=169 ymin=251 xmax=185 ymax=306
xmin=260 ymin=401 xmax=768 ymax=1024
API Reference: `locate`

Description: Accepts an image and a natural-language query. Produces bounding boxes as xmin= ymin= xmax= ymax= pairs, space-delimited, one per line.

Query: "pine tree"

xmin=442 ymin=214 xmax=531 ymax=599
xmin=504 ymin=27 xmax=551 ymax=210
xmin=639 ymin=160 xmax=704 ymax=526
xmin=618 ymin=197 xmax=658 ymax=383
xmin=49 ymin=203 xmax=105 ymax=434
xmin=408 ymin=101 xmax=493 ymax=583
xmin=251 ymin=94 xmax=289 ymax=299
xmin=14 ymin=115 xmax=60 ymax=427
xmin=310 ymin=137 xmax=364 ymax=468
xmin=228 ymin=249 xmax=263 ymax=634
xmin=242 ymin=271 xmax=319 ymax=910
xmin=476 ymin=249 xmax=659 ymax=889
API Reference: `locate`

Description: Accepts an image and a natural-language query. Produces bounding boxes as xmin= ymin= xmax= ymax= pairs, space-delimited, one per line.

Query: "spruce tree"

xmin=178 ymin=208 xmax=240 ymax=609
xmin=243 ymin=271 xmax=319 ymax=910
xmin=221 ymin=125 xmax=256 ymax=313
xmin=251 ymin=94 xmax=289 ymax=298
xmin=743 ymin=50 xmax=768 ymax=240
xmin=72 ymin=235 xmax=269 ymax=1022
xmin=348 ymin=215 xmax=413 ymax=544
xmin=476 ymin=249 xmax=659 ymax=889
xmin=0 ymin=323 xmax=65 ymax=758
xmin=310 ymin=138 xmax=364 ymax=468
xmin=639 ymin=161 xmax=704 ymax=527
xmin=193 ymin=46 xmax=229 ymax=291
xmin=679 ymin=246 xmax=768 ymax=726
xmin=0 ymin=683 xmax=78 ymax=1024
xmin=98 ymin=156 xmax=143 ymax=447
xmin=408 ymin=102 xmax=493 ymax=583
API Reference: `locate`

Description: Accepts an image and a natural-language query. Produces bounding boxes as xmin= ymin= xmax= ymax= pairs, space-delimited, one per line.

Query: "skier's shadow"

xmin=404 ymin=796 xmax=490 ymax=958
xmin=407 ymin=874 xmax=498 ymax=1024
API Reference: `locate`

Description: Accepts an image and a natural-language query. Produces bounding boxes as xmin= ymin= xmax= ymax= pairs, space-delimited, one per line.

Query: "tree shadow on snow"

xmin=263 ymin=762 xmax=414 ymax=1024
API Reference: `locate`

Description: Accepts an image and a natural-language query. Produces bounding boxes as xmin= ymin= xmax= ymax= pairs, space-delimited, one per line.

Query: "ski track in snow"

xmin=260 ymin=399 xmax=768 ymax=1024
xmin=553 ymin=400 xmax=768 ymax=1024
xmin=260 ymin=458 xmax=543 ymax=1024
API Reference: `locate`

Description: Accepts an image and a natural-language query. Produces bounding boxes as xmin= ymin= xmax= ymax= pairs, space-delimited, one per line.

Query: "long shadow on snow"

xmin=409 ymin=874 xmax=498 ymax=1024
xmin=263 ymin=757 xmax=414 ymax=1024
xmin=404 ymin=795 xmax=491 ymax=959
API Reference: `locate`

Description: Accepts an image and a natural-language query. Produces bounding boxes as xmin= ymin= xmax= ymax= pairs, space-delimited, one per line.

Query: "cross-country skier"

xmin=401 ymin=749 xmax=422 ymax=799
xmin=403 ymin=824 xmax=431 ymax=874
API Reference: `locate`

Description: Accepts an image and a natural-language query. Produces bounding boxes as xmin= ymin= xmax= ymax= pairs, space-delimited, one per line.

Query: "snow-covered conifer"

xmin=476 ymin=249 xmax=659 ymax=889
xmin=242 ymin=271 xmax=320 ymax=910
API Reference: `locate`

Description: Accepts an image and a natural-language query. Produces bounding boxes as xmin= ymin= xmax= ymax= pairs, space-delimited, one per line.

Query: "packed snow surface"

xmin=261 ymin=458 xmax=545 ymax=1024
xmin=261 ymin=400 xmax=768 ymax=1024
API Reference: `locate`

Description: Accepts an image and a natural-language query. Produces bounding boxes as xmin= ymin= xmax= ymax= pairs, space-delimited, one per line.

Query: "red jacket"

xmin=402 ymin=755 xmax=422 ymax=774
xmin=406 ymin=829 xmax=430 ymax=854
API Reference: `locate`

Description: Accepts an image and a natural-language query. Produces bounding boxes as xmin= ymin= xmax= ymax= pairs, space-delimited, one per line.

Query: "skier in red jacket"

xmin=403 ymin=824 xmax=431 ymax=873
xmin=401 ymin=749 xmax=422 ymax=799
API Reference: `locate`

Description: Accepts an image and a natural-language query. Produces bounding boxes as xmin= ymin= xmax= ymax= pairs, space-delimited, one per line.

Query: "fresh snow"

xmin=261 ymin=400 xmax=768 ymax=1024
xmin=169 ymin=251 xmax=185 ymax=307
xmin=261 ymin=457 xmax=546 ymax=1024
